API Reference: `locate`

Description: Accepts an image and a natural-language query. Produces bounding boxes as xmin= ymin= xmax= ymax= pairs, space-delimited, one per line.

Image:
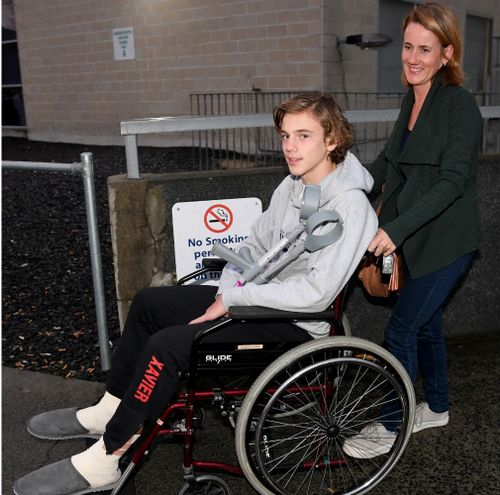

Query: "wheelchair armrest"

xmin=177 ymin=258 xmax=227 ymax=285
xmin=228 ymin=305 xmax=335 ymax=321
xmin=202 ymin=257 xmax=227 ymax=270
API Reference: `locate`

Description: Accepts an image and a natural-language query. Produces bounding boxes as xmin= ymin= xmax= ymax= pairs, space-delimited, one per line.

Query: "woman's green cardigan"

xmin=366 ymin=72 xmax=483 ymax=278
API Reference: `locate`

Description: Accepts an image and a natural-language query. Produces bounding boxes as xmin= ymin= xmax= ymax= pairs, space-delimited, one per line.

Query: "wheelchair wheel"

xmin=177 ymin=474 xmax=231 ymax=495
xmin=235 ymin=336 xmax=415 ymax=495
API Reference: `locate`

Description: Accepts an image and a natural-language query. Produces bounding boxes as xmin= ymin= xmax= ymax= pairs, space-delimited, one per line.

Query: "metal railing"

xmin=121 ymin=106 xmax=500 ymax=178
xmin=190 ymin=90 xmax=500 ymax=168
xmin=191 ymin=91 xmax=407 ymax=115
xmin=189 ymin=92 xmax=404 ymax=169
xmin=2 ymin=153 xmax=111 ymax=370
xmin=190 ymin=90 xmax=500 ymax=114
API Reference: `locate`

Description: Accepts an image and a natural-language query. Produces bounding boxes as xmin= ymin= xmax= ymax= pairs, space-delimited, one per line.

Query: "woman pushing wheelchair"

xmin=14 ymin=92 xmax=377 ymax=495
xmin=343 ymin=1 xmax=483 ymax=459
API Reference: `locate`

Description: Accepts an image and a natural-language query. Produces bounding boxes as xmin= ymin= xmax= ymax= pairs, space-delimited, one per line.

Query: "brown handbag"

xmin=358 ymin=196 xmax=404 ymax=297
xmin=358 ymin=251 xmax=403 ymax=298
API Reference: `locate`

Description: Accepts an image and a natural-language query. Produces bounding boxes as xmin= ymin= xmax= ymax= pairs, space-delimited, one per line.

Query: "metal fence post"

xmin=124 ymin=134 xmax=140 ymax=179
xmin=80 ymin=152 xmax=111 ymax=370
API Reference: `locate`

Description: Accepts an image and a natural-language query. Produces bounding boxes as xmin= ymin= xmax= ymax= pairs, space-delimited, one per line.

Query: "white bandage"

xmin=76 ymin=391 xmax=121 ymax=434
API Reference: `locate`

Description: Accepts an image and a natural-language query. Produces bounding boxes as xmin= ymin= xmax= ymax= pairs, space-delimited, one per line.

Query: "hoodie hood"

xmin=289 ymin=151 xmax=374 ymax=209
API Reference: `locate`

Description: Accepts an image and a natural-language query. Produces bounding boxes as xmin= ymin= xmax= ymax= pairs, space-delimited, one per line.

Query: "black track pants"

xmin=102 ymin=285 xmax=310 ymax=452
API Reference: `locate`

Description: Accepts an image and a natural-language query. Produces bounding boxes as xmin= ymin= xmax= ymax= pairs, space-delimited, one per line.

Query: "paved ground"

xmin=3 ymin=332 xmax=499 ymax=495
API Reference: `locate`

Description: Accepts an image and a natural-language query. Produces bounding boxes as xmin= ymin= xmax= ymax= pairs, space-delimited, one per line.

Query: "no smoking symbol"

xmin=204 ymin=204 xmax=234 ymax=233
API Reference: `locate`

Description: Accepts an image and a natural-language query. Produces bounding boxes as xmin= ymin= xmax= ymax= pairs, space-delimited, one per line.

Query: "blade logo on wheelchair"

xmin=205 ymin=354 xmax=233 ymax=364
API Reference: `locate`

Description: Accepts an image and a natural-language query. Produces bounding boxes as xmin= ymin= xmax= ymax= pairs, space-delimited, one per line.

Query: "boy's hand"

xmin=189 ymin=296 xmax=228 ymax=324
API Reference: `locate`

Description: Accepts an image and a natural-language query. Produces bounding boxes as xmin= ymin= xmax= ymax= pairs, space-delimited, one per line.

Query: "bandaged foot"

xmin=76 ymin=391 xmax=121 ymax=435
xmin=71 ymin=437 xmax=120 ymax=487
xmin=71 ymin=432 xmax=140 ymax=488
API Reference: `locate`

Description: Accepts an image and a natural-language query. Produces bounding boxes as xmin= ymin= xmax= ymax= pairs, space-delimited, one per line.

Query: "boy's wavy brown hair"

xmin=273 ymin=92 xmax=352 ymax=164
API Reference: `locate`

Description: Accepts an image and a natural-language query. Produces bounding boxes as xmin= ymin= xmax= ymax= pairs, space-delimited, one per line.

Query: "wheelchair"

xmin=111 ymin=258 xmax=416 ymax=495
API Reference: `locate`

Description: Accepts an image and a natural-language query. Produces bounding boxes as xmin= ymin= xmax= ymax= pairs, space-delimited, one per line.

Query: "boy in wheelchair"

xmin=14 ymin=93 xmax=378 ymax=495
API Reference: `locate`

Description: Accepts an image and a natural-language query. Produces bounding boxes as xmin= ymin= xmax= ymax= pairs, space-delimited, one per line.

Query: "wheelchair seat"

xmin=191 ymin=302 xmax=345 ymax=375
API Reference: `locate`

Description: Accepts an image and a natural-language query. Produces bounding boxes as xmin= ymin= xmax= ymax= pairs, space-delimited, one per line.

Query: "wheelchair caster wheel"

xmin=177 ymin=474 xmax=231 ymax=495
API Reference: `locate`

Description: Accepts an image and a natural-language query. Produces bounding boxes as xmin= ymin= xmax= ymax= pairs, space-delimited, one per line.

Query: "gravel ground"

xmin=2 ymin=137 xmax=201 ymax=382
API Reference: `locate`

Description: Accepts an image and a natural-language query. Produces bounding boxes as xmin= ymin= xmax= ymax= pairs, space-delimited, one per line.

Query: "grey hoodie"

xmin=218 ymin=151 xmax=378 ymax=338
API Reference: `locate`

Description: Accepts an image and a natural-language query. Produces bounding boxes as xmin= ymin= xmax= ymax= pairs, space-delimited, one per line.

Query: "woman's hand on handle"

xmin=368 ymin=229 xmax=396 ymax=257
xmin=189 ymin=295 xmax=228 ymax=324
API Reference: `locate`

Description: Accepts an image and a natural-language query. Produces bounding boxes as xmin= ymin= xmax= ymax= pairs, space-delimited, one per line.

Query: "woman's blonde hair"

xmin=401 ymin=1 xmax=464 ymax=87
xmin=273 ymin=92 xmax=352 ymax=164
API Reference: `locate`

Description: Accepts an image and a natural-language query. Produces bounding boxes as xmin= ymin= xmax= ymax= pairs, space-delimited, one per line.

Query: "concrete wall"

xmin=108 ymin=157 xmax=500 ymax=343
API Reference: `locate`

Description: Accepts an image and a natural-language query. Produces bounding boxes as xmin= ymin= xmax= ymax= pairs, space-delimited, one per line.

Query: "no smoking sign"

xmin=204 ymin=204 xmax=233 ymax=233
xmin=172 ymin=197 xmax=262 ymax=283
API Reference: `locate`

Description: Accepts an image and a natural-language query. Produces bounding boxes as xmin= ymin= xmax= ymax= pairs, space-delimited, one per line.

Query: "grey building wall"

xmin=6 ymin=0 xmax=500 ymax=146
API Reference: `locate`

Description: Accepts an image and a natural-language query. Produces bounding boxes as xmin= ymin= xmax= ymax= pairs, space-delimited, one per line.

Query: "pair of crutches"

xmin=211 ymin=184 xmax=343 ymax=285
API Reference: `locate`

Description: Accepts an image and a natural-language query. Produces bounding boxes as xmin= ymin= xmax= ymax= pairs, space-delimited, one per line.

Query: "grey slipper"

xmin=13 ymin=457 xmax=119 ymax=495
xmin=27 ymin=407 xmax=101 ymax=440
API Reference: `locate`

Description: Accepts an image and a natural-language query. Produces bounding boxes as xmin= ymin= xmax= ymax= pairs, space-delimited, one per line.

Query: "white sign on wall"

xmin=112 ymin=27 xmax=135 ymax=60
xmin=172 ymin=198 xmax=262 ymax=284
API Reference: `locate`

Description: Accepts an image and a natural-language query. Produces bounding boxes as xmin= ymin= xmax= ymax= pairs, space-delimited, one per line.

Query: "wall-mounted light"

xmin=338 ymin=33 xmax=392 ymax=49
